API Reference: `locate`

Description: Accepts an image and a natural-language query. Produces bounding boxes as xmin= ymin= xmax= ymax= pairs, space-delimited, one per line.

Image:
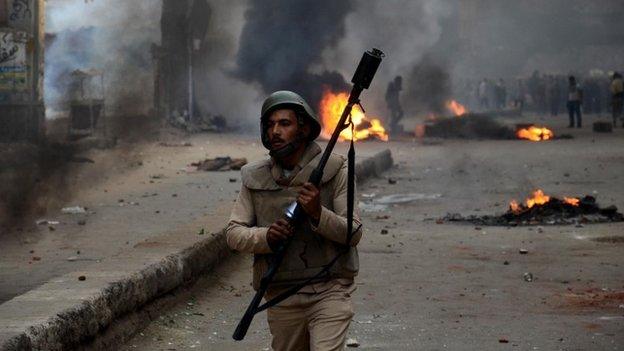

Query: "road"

xmin=121 ymin=115 xmax=624 ymax=350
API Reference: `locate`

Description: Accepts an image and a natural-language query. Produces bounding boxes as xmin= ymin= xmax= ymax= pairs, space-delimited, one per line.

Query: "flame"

xmin=564 ymin=197 xmax=580 ymax=206
xmin=516 ymin=126 xmax=554 ymax=141
xmin=509 ymin=189 xmax=581 ymax=213
xmin=446 ymin=100 xmax=468 ymax=117
xmin=319 ymin=90 xmax=388 ymax=141
xmin=525 ymin=189 xmax=550 ymax=208
xmin=510 ymin=200 xmax=521 ymax=213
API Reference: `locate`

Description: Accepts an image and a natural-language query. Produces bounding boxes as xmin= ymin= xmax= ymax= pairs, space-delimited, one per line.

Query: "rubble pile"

xmin=423 ymin=114 xmax=516 ymax=140
xmin=442 ymin=195 xmax=623 ymax=226
xmin=190 ymin=157 xmax=247 ymax=172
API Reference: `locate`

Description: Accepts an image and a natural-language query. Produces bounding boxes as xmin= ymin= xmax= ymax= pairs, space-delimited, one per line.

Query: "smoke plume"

xmin=45 ymin=0 xmax=161 ymax=118
xmin=234 ymin=0 xmax=355 ymax=107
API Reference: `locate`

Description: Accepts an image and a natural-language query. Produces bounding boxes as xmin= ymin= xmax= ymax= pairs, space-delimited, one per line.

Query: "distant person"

xmin=611 ymin=72 xmax=624 ymax=127
xmin=548 ymin=76 xmax=561 ymax=116
xmin=497 ymin=78 xmax=507 ymax=109
xmin=478 ymin=79 xmax=489 ymax=110
xmin=385 ymin=75 xmax=404 ymax=134
xmin=567 ymin=76 xmax=583 ymax=128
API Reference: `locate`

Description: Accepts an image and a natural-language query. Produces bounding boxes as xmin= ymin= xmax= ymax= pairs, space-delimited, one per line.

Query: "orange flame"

xmin=319 ymin=90 xmax=389 ymax=141
xmin=446 ymin=100 xmax=468 ymax=117
xmin=563 ymin=197 xmax=580 ymax=206
xmin=509 ymin=189 xmax=581 ymax=213
xmin=516 ymin=126 xmax=554 ymax=141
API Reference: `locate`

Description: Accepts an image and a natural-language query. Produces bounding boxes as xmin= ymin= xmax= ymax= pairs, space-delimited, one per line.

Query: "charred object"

xmin=423 ymin=114 xmax=516 ymax=140
xmin=442 ymin=195 xmax=623 ymax=226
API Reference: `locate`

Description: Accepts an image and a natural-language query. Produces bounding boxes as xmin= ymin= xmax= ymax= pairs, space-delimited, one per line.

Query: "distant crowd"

xmin=458 ymin=70 xmax=624 ymax=128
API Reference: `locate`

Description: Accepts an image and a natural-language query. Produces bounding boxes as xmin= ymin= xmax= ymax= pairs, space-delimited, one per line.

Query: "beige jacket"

xmin=225 ymin=142 xmax=362 ymax=290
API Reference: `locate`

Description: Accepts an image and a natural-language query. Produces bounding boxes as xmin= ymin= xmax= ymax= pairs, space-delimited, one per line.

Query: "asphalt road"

xmin=122 ymin=116 xmax=624 ymax=350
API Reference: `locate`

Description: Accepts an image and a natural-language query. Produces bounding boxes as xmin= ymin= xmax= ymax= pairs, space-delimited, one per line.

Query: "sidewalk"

xmin=0 ymin=132 xmax=393 ymax=350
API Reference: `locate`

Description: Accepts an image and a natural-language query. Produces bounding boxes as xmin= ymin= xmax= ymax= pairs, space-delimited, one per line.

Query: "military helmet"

xmin=260 ymin=91 xmax=321 ymax=149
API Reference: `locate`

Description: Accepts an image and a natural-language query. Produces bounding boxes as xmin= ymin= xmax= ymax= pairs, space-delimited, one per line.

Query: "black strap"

xmin=256 ymin=115 xmax=359 ymax=312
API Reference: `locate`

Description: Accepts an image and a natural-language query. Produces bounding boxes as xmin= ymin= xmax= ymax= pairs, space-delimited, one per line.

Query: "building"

xmin=0 ymin=0 xmax=45 ymax=142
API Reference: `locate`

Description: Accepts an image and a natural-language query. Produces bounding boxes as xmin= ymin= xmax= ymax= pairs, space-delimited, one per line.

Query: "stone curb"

xmin=0 ymin=149 xmax=392 ymax=351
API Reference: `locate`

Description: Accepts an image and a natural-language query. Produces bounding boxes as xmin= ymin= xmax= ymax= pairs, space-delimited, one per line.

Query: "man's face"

xmin=266 ymin=109 xmax=308 ymax=150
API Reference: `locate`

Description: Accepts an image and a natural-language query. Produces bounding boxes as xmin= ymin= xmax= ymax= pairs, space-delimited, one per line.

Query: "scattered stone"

xmin=67 ymin=256 xmax=78 ymax=262
xmin=380 ymin=229 xmax=388 ymax=235
xmin=77 ymin=220 xmax=86 ymax=226
xmin=229 ymin=178 xmax=238 ymax=183
xmin=346 ymin=338 xmax=360 ymax=348
xmin=150 ymin=174 xmax=166 ymax=179
xmin=503 ymin=261 xmax=510 ymax=265
xmin=32 ymin=256 xmax=41 ymax=261
xmin=62 ymin=206 xmax=87 ymax=215
xmin=198 ymin=228 xmax=205 ymax=235
xmin=519 ymin=249 xmax=529 ymax=255
xmin=191 ymin=157 xmax=248 ymax=172
xmin=523 ymin=272 xmax=534 ymax=282
xmin=78 ymin=275 xmax=86 ymax=281
xmin=48 ymin=226 xmax=56 ymax=232
xmin=499 ymin=338 xmax=509 ymax=344
xmin=158 ymin=142 xmax=193 ymax=147
xmin=36 ymin=219 xmax=59 ymax=226
xmin=388 ymin=178 xmax=397 ymax=184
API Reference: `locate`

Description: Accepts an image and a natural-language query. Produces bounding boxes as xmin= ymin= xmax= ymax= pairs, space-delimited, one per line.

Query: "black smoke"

xmin=235 ymin=0 xmax=355 ymax=107
xmin=404 ymin=55 xmax=451 ymax=115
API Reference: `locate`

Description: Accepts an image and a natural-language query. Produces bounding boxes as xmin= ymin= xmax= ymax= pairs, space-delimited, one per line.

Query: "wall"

xmin=0 ymin=0 xmax=44 ymax=142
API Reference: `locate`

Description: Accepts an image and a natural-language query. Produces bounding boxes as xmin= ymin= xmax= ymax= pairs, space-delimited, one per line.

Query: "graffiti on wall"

xmin=0 ymin=31 xmax=28 ymax=91
xmin=8 ymin=0 xmax=32 ymax=29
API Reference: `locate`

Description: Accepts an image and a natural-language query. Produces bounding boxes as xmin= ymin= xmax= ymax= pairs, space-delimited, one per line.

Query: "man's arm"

xmin=225 ymin=185 xmax=273 ymax=254
xmin=310 ymin=162 xmax=363 ymax=246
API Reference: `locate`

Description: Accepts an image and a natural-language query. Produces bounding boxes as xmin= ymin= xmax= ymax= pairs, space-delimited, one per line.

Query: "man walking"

xmin=611 ymin=72 xmax=623 ymax=127
xmin=567 ymin=76 xmax=583 ymax=128
xmin=226 ymin=91 xmax=363 ymax=350
xmin=385 ymin=75 xmax=404 ymax=134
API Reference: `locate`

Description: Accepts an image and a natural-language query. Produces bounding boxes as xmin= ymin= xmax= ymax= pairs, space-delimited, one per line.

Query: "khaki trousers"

xmin=266 ymin=282 xmax=355 ymax=351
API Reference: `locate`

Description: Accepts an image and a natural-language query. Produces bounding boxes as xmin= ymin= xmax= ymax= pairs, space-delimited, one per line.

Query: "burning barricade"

xmin=319 ymin=90 xmax=389 ymax=142
xmin=441 ymin=189 xmax=623 ymax=226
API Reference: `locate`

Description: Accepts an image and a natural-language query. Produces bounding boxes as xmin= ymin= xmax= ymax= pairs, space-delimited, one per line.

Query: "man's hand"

xmin=298 ymin=182 xmax=321 ymax=224
xmin=267 ymin=219 xmax=294 ymax=250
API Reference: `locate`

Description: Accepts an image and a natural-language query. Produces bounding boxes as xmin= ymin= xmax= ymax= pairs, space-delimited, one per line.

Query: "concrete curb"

xmin=0 ymin=149 xmax=393 ymax=351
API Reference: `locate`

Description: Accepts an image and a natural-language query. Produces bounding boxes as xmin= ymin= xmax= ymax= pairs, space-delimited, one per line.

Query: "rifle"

xmin=233 ymin=48 xmax=384 ymax=341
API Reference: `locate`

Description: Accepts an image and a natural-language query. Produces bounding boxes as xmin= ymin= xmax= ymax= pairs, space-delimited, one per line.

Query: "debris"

xmin=593 ymin=121 xmax=613 ymax=133
xmin=229 ymin=178 xmax=238 ymax=183
xmin=78 ymin=275 xmax=86 ymax=281
xmin=380 ymin=229 xmax=389 ymax=235
xmin=499 ymin=338 xmax=509 ymax=343
xmin=362 ymin=193 xmax=376 ymax=199
xmin=158 ymin=142 xmax=193 ymax=147
xmin=523 ymin=272 xmax=534 ymax=282
xmin=442 ymin=194 xmax=623 ymax=226
xmin=375 ymin=193 xmax=441 ymax=205
xmin=190 ymin=157 xmax=248 ymax=172
xmin=69 ymin=156 xmax=95 ymax=163
xmin=62 ymin=206 xmax=87 ymax=215
xmin=388 ymin=178 xmax=397 ymax=184
xmin=503 ymin=261 xmax=510 ymax=265
xmin=150 ymin=174 xmax=166 ymax=179
xmin=32 ymin=256 xmax=41 ymax=261
xmin=77 ymin=220 xmax=86 ymax=226
xmin=519 ymin=249 xmax=529 ymax=255
xmin=36 ymin=220 xmax=59 ymax=226
xmin=346 ymin=338 xmax=360 ymax=348
xmin=48 ymin=226 xmax=56 ymax=231
xmin=198 ymin=228 xmax=205 ymax=235
xmin=67 ymin=256 xmax=78 ymax=262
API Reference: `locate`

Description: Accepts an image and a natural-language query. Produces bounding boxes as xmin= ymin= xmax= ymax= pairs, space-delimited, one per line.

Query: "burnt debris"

xmin=442 ymin=195 xmax=624 ymax=226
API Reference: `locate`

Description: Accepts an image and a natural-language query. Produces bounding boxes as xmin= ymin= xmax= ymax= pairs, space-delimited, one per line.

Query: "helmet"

xmin=260 ymin=91 xmax=321 ymax=149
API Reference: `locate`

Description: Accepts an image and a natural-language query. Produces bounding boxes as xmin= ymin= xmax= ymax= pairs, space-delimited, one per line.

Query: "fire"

xmin=516 ymin=126 xmax=554 ymax=141
xmin=509 ymin=189 xmax=581 ymax=213
xmin=564 ymin=197 xmax=580 ymax=206
xmin=446 ymin=100 xmax=468 ymax=117
xmin=525 ymin=189 xmax=550 ymax=208
xmin=319 ymin=90 xmax=388 ymax=141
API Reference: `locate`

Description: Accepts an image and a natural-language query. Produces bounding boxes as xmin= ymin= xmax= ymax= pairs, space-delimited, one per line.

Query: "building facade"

xmin=0 ymin=0 xmax=44 ymax=142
